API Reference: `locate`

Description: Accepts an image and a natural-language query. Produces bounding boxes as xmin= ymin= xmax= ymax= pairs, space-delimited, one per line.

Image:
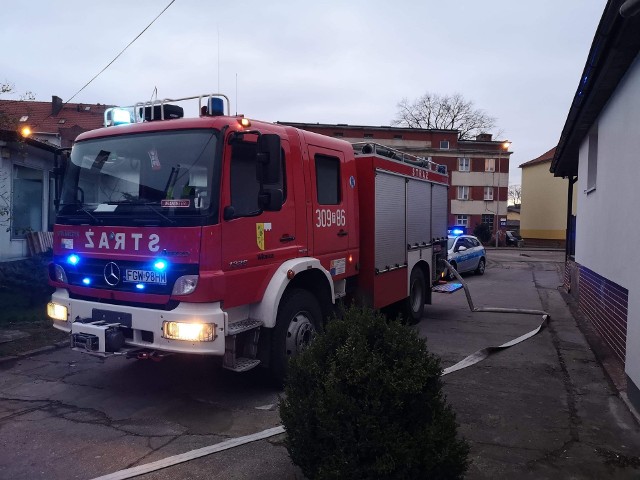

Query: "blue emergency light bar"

xmin=448 ymin=226 xmax=467 ymax=236
xmin=208 ymin=97 xmax=224 ymax=116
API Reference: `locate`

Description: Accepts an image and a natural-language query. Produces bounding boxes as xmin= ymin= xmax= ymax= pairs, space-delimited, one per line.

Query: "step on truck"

xmin=47 ymin=93 xmax=449 ymax=382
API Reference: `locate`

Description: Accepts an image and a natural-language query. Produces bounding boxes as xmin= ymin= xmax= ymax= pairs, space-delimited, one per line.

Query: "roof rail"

xmin=351 ymin=142 xmax=447 ymax=174
xmin=104 ymin=93 xmax=230 ymax=127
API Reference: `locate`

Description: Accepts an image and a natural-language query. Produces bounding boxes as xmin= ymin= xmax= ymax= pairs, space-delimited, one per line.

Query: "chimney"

xmin=52 ymin=95 xmax=63 ymax=116
xmin=475 ymin=133 xmax=493 ymax=141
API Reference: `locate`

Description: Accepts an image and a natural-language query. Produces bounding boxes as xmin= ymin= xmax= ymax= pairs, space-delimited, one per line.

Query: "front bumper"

xmin=49 ymin=288 xmax=227 ymax=355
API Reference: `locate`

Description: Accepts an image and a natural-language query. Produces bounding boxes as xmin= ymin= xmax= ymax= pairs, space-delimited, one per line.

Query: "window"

xmin=485 ymin=158 xmax=495 ymax=172
xmin=457 ymin=186 xmax=469 ymax=200
xmin=364 ymin=133 xmax=374 ymax=138
xmin=461 ymin=237 xmax=475 ymax=249
xmin=456 ymin=214 xmax=468 ymax=227
xmin=315 ymin=154 xmax=340 ymax=205
xmin=587 ymin=129 xmax=598 ymax=192
xmin=394 ymin=134 xmax=403 ymax=140
xmin=333 ymin=132 xmax=344 ymax=138
xmin=230 ymin=141 xmax=286 ymax=217
xmin=484 ymin=186 xmax=494 ymax=200
xmin=481 ymin=214 xmax=494 ymax=231
xmin=458 ymin=157 xmax=470 ymax=172
xmin=12 ymin=165 xmax=43 ymax=237
xmin=440 ymin=140 xmax=449 ymax=150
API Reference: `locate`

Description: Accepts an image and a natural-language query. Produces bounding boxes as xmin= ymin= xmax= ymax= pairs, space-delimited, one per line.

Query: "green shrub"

xmin=280 ymin=306 xmax=469 ymax=480
xmin=473 ymin=223 xmax=492 ymax=244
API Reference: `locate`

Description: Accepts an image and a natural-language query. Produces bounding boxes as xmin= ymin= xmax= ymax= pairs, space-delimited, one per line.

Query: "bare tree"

xmin=392 ymin=92 xmax=497 ymax=140
xmin=0 ymin=83 xmax=35 ymax=130
xmin=508 ymin=185 xmax=522 ymax=205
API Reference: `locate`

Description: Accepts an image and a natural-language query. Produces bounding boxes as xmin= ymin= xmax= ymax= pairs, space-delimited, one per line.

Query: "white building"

xmin=0 ymin=97 xmax=108 ymax=260
xmin=551 ymin=0 xmax=640 ymax=414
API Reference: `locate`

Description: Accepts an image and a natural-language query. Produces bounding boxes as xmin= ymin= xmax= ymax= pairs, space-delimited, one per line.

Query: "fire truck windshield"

xmin=57 ymin=129 xmax=219 ymax=226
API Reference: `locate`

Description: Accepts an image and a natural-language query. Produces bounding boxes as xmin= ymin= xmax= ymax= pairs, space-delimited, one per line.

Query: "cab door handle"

xmin=280 ymin=234 xmax=295 ymax=243
xmin=337 ymin=229 xmax=348 ymax=237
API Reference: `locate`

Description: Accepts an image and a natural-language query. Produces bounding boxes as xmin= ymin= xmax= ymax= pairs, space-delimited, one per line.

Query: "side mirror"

xmin=223 ymin=205 xmax=236 ymax=221
xmin=259 ymin=187 xmax=283 ymax=211
xmin=256 ymin=134 xmax=281 ymax=185
xmin=456 ymin=245 xmax=467 ymax=253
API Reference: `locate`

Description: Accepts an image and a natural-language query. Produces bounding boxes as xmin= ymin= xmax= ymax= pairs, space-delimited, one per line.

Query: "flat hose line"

xmin=91 ymin=260 xmax=549 ymax=480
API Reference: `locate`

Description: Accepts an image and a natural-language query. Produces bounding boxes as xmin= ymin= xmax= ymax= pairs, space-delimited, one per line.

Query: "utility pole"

xmin=495 ymin=141 xmax=511 ymax=247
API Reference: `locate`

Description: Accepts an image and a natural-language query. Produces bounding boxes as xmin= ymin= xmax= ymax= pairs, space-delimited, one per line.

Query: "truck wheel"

xmin=403 ymin=267 xmax=426 ymax=325
xmin=475 ymin=258 xmax=486 ymax=275
xmin=270 ymin=288 xmax=322 ymax=386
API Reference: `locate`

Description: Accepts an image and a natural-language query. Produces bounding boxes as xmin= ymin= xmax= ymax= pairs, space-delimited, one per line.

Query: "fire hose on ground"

xmin=91 ymin=260 xmax=550 ymax=480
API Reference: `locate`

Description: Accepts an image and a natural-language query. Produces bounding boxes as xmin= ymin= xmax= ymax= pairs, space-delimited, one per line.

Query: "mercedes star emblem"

xmin=104 ymin=262 xmax=121 ymax=286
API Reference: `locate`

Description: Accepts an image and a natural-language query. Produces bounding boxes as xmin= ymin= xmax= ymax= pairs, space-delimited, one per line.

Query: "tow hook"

xmin=129 ymin=349 xmax=172 ymax=362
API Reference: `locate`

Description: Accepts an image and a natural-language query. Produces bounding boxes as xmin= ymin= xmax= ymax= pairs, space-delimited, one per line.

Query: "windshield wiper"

xmin=110 ymin=200 xmax=176 ymax=225
xmin=141 ymin=203 xmax=176 ymax=225
xmin=76 ymin=205 xmax=102 ymax=225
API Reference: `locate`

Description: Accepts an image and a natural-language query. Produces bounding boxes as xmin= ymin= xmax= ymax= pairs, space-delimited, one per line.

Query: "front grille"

xmin=56 ymin=256 xmax=198 ymax=296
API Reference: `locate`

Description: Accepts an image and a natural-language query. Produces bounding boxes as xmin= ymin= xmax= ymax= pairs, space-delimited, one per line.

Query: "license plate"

xmin=125 ymin=269 xmax=167 ymax=284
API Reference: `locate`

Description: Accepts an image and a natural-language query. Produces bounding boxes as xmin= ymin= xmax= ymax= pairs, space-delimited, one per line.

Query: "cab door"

xmin=220 ymin=134 xmax=301 ymax=307
xmin=306 ymin=145 xmax=354 ymax=273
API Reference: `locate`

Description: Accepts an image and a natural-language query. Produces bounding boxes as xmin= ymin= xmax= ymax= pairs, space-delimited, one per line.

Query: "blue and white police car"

xmin=447 ymin=230 xmax=486 ymax=279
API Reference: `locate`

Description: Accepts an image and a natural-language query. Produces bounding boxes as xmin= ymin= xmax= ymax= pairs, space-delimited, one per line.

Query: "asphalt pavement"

xmin=1 ymin=249 xmax=639 ymax=479
xmin=423 ymin=249 xmax=640 ymax=479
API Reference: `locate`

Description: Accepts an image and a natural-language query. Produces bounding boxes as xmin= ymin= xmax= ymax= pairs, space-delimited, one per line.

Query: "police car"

xmin=447 ymin=231 xmax=486 ymax=279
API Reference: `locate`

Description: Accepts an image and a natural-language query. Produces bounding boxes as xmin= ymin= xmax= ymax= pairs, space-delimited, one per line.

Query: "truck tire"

xmin=270 ymin=288 xmax=322 ymax=386
xmin=403 ymin=267 xmax=426 ymax=325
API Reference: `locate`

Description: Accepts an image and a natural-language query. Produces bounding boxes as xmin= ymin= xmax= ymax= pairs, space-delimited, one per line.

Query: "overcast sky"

xmin=2 ymin=0 xmax=606 ymax=185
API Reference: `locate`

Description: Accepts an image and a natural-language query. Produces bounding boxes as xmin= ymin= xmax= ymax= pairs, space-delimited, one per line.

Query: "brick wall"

xmin=578 ymin=266 xmax=628 ymax=363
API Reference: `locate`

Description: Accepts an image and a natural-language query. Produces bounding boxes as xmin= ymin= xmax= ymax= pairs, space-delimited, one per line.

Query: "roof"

xmin=551 ymin=0 xmax=640 ymax=177
xmin=276 ymin=121 xmax=457 ymax=135
xmin=0 ymin=97 xmax=111 ymax=146
xmin=519 ymin=147 xmax=556 ymax=168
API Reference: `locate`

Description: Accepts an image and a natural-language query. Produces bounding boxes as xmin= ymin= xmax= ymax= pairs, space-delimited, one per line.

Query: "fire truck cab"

xmin=47 ymin=94 xmax=448 ymax=382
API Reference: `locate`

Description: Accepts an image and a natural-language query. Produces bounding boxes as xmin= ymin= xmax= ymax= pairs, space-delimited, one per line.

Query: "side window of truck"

xmin=315 ymin=154 xmax=340 ymax=205
xmin=230 ymin=141 xmax=286 ymax=216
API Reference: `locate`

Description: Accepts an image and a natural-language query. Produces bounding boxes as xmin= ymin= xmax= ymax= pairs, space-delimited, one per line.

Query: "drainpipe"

xmin=566 ymin=176 xmax=578 ymax=259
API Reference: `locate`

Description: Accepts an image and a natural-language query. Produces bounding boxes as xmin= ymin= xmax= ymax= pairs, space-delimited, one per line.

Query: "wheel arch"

xmin=249 ymin=258 xmax=334 ymax=329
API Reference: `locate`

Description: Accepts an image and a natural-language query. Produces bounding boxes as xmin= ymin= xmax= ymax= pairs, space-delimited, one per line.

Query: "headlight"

xmin=172 ymin=275 xmax=198 ymax=295
xmin=162 ymin=321 xmax=215 ymax=341
xmin=47 ymin=302 xmax=68 ymax=321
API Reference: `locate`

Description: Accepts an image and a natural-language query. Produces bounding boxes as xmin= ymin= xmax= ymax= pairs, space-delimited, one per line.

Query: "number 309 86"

xmin=315 ymin=209 xmax=346 ymax=227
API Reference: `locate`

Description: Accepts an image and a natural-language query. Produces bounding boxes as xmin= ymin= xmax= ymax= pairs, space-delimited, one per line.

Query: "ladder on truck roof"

xmin=352 ymin=142 xmax=447 ymax=174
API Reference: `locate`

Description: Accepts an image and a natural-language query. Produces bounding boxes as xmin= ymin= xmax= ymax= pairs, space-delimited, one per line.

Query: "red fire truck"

xmin=47 ymin=94 xmax=449 ymax=382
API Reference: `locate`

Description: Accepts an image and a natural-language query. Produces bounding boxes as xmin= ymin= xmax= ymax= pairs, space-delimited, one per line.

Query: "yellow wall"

xmin=520 ymin=161 xmax=569 ymax=240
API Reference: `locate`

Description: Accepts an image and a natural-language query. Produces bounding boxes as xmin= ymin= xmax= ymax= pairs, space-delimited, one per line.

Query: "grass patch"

xmin=0 ymin=252 xmax=65 ymax=357
xmin=0 ymin=318 xmax=67 ymax=357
